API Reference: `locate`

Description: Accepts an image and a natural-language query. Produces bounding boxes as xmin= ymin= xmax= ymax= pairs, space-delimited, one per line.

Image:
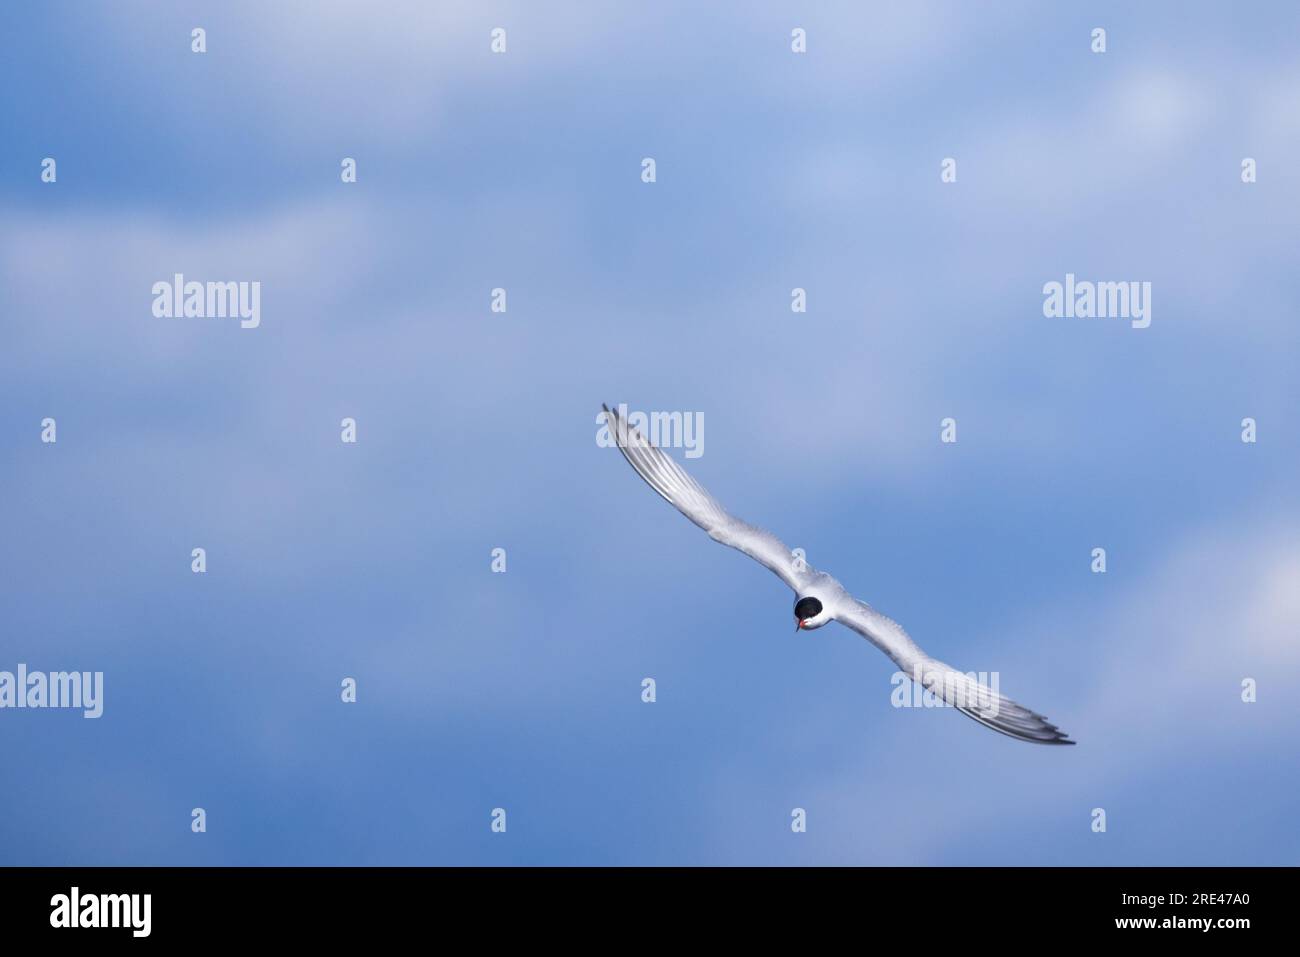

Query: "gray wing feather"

xmin=602 ymin=403 xmax=812 ymax=593
xmin=836 ymin=600 xmax=1076 ymax=745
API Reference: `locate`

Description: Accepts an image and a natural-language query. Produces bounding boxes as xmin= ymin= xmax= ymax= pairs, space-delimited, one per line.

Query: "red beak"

xmin=796 ymin=619 xmax=805 ymax=631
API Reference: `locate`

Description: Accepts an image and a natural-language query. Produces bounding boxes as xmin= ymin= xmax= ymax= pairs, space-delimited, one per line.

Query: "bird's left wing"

xmin=602 ymin=403 xmax=812 ymax=593
xmin=836 ymin=598 xmax=1076 ymax=745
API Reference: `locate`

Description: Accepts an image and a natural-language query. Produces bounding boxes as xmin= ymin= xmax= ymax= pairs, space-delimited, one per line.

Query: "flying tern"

xmin=602 ymin=403 xmax=1075 ymax=746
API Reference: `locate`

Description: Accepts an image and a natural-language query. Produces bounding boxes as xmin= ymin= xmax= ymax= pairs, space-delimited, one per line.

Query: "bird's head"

xmin=794 ymin=596 xmax=830 ymax=631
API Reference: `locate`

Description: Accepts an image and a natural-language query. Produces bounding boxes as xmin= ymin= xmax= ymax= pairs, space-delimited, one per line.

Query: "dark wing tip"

xmin=956 ymin=702 xmax=1078 ymax=746
xmin=1022 ymin=731 xmax=1077 ymax=746
xmin=1029 ymin=733 xmax=1071 ymax=748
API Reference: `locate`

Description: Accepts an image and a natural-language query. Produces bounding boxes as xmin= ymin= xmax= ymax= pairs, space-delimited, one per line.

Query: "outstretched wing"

xmin=602 ymin=403 xmax=813 ymax=593
xmin=836 ymin=599 xmax=1076 ymax=745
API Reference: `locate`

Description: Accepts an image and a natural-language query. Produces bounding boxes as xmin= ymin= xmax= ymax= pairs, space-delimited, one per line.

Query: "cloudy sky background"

xmin=2 ymin=1 xmax=1298 ymax=864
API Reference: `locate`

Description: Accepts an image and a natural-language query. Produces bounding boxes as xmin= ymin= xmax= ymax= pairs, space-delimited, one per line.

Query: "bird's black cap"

xmin=794 ymin=597 xmax=822 ymax=620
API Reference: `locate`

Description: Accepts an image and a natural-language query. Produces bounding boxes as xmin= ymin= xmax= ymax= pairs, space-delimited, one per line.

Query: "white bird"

xmin=602 ymin=404 xmax=1075 ymax=746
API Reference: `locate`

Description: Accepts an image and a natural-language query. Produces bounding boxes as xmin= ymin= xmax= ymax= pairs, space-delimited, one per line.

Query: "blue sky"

xmin=1 ymin=1 xmax=1298 ymax=865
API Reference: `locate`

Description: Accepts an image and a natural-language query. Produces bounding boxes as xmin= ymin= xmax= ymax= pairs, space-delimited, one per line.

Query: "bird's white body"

xmin=603 ymin=403 xmax=1074 ymax=745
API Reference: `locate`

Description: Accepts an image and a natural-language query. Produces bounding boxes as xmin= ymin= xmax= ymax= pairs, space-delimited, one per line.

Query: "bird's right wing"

xmin=836 ymin=599 xmax=1076 ymax=745
xmin=602 ymin=403 xmax=814 ymax=593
